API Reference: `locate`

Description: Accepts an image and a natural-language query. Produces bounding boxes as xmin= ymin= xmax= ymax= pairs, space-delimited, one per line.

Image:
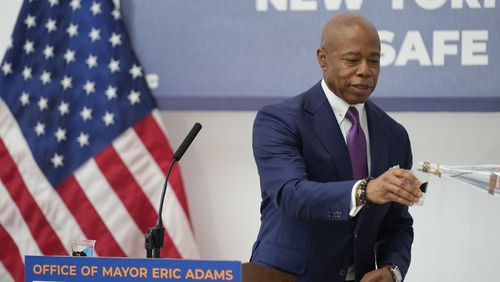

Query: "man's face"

xmin=317 ymin=23 xmax=381 ymax=104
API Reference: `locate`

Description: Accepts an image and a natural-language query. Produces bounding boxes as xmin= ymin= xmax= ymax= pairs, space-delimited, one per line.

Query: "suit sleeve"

xmin=253 ymin=105 xmax=356 ymax=222
xmin=375 ymin=125 xmax=414 ymax=279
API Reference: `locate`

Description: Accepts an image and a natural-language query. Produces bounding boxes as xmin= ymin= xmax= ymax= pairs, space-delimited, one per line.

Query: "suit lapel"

xmin=365 ymin=101 xmax=389 ymax=178
xmin=303 ymin=82 xmax=353 ymax=181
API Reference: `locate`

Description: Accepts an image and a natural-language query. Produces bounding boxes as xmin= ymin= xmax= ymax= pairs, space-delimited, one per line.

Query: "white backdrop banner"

xmin=121 ymin=0 xmax=499 ymax=111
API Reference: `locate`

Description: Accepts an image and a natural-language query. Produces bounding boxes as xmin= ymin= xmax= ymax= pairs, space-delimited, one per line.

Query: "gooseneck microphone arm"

xmin=145 ymin=161 xmax=175 ymax=258
xmin=145 ymin=123 xmax=202 ymax=258
xmin=156 ymin=161 xmax=175 ymax=231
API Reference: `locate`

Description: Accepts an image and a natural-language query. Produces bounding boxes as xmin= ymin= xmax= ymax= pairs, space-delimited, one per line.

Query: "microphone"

xmin=145 ymin=122 xmax=202 ymax=258
xmin=173 ymin=122 xmax=202 ymax=161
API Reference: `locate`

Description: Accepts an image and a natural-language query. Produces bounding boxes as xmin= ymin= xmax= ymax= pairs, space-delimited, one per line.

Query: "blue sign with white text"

xmin=121 ymin=0 xmax=499 ymax=111
xmin=25 ymin=256 xmax=241 ymax=281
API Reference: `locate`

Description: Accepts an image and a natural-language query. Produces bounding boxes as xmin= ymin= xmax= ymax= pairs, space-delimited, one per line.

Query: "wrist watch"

xmin=387 ymin=264 xmax=402 ymax=282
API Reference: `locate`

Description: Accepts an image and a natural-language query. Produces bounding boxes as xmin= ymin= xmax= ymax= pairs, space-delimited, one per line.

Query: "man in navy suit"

xmin=250 ymin=12 xmax=423 ymax=282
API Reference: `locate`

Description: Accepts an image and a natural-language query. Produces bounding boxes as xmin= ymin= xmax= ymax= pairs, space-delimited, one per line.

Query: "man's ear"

xmin=317 ymin=48 xmax=327 ymax=71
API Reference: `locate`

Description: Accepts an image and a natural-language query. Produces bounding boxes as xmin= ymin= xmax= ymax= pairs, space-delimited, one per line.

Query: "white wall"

xmin=2 ymin=2 xmax=499 ymax=281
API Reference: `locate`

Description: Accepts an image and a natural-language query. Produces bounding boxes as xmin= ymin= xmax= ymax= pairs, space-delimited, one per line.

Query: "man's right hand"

xmin=365 ymin=168 xmax=422 ymax=206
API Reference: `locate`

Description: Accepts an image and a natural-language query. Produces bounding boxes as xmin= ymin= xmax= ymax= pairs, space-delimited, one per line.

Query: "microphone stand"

xmin=145 ymin=122 xmax=202 ymax=258
xmin=145 ymin=161 xmax=175 ymax=258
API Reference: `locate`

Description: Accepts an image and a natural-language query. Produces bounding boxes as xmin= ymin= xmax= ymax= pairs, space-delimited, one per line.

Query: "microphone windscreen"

xmin=173 ymin=123 xmax=202 ymax=161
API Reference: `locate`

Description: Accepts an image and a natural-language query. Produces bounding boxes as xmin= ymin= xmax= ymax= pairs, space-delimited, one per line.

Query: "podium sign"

xmin=25 ymin=255 xmax=241 ymax=282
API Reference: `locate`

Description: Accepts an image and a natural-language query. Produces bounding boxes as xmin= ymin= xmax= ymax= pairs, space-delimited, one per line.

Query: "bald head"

xmin=320 ymin=12 xmax=379 ymax=52
xmin=316 ymin=13 xmax=381 ymax=104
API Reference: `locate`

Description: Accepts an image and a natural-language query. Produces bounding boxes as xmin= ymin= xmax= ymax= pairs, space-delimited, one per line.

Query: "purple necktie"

xmin=345 ymin=107 xmax=368 ymax=179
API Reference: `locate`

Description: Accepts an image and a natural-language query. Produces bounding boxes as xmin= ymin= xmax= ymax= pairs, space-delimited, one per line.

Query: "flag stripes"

xmin=57 ymin=176 xmax=126 ymax=257
xmin=0 ymin=224 xmax=22 ymax=282
xmin=0 ymin=138 xmax=68 ymax=256
xmin=94 ymin=146 xmax=159 ymax=235
xmin=74 ymin=158 xmax=146 ymax=257
xmin=0 ymin=182 xmax=42 ymax=260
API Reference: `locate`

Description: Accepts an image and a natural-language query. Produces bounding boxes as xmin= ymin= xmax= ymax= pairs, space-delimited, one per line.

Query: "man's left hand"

xmin=360 ymin=267 xmax=393 ymax=282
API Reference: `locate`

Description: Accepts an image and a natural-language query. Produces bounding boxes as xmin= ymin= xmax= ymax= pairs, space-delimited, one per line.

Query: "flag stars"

xmin=38 ymin=97 xmax=49 ymax=111
xmin=70 ymin=0 xmax=81 ymax=10
xmin=22 ymin=66 xmax=33 ymax=80
xmin=20 ymin=92 xmax=30 ymax=106
xmin=61 ymin=75 xmax=73 ymax=90
xmin=111 ymin=8 xmax=121 ymax=20
xmin=43 ymin=45 xmax=54 ymax=59
xmin=51 ymin=153 xmax=64 ymax=168
xmin=24 ymin=40 xmax=35 ymax=55
xmin=86 ymin=54 xmax=98 ymax=68
xmin=108 ymin=33 xmax=122 ymax=47
xmin=129 ymin=64 xmax=143 ymax=79
xmin=2 ymin=62 xmax=12 ymax=76
xmin=48 ymin=0 xmax=60 ymax=7
xmin=90 ymin=2 xmax=102 ymax=15
xmin=66 ymin=23 xmax=79 ymax=38
xmin=77 ymin=132 xmax=89 ymax=147
xmin=105 ymin=85 xmax=117 ymax=100
xmin=103 ymin=112 xmax=115 ymax=126
xmin=108 ymin=59 xmax=120 ymax=73
xmin=64 ymin=49 xmax=76 ymax=64
xmin=7 ymin=38 xmax=13 ymax=50
xmin=40 ymin=71 xmax=52 ymax=85
xmin=34 ymin=122 xmax=45 ymax=136
xmin=83 ymin=80 xmax=96 ymax=95
xmin=89 ymin=28 xmax=101 ymax=42
xmin=58 ymin=101 xmax=70 ymax=115
xmin=80 ymin=107 xmax=93 ymax=121
xmin=128 ymin=90 xmax=141 ymax=105
xmin=45 ymin=18 xmax=57 ymax=33
xmin=54 ymin=127 xmax=67 ymax=142
xmin=24 ymin=14 xmax=36 ymax=29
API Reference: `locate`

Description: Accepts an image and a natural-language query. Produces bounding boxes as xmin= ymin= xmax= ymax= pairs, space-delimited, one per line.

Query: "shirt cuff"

xmin=394 ymin=266 xmax=403 ymax=282
xmin=349 ymin=180 xmax=364 ymax=217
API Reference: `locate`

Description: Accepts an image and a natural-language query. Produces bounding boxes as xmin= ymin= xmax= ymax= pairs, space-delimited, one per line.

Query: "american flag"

xmin=0 ymin=0 xmax=199 ymax=281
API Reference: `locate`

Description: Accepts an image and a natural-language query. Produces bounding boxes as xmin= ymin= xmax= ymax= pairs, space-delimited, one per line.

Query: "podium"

xmin=242 ymin=262 xmax=295 ymax=282
xmin=25 ymin=256 xmax=294 ymax=282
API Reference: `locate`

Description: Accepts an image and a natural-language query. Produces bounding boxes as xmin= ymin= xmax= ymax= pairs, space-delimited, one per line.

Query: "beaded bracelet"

xmin=359 ymin=177 xmax=373 ymax=205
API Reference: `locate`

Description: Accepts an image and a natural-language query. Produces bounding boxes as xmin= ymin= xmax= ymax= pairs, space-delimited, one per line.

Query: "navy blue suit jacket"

xmin=250 ymin=82 xmax=414 ymax=282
